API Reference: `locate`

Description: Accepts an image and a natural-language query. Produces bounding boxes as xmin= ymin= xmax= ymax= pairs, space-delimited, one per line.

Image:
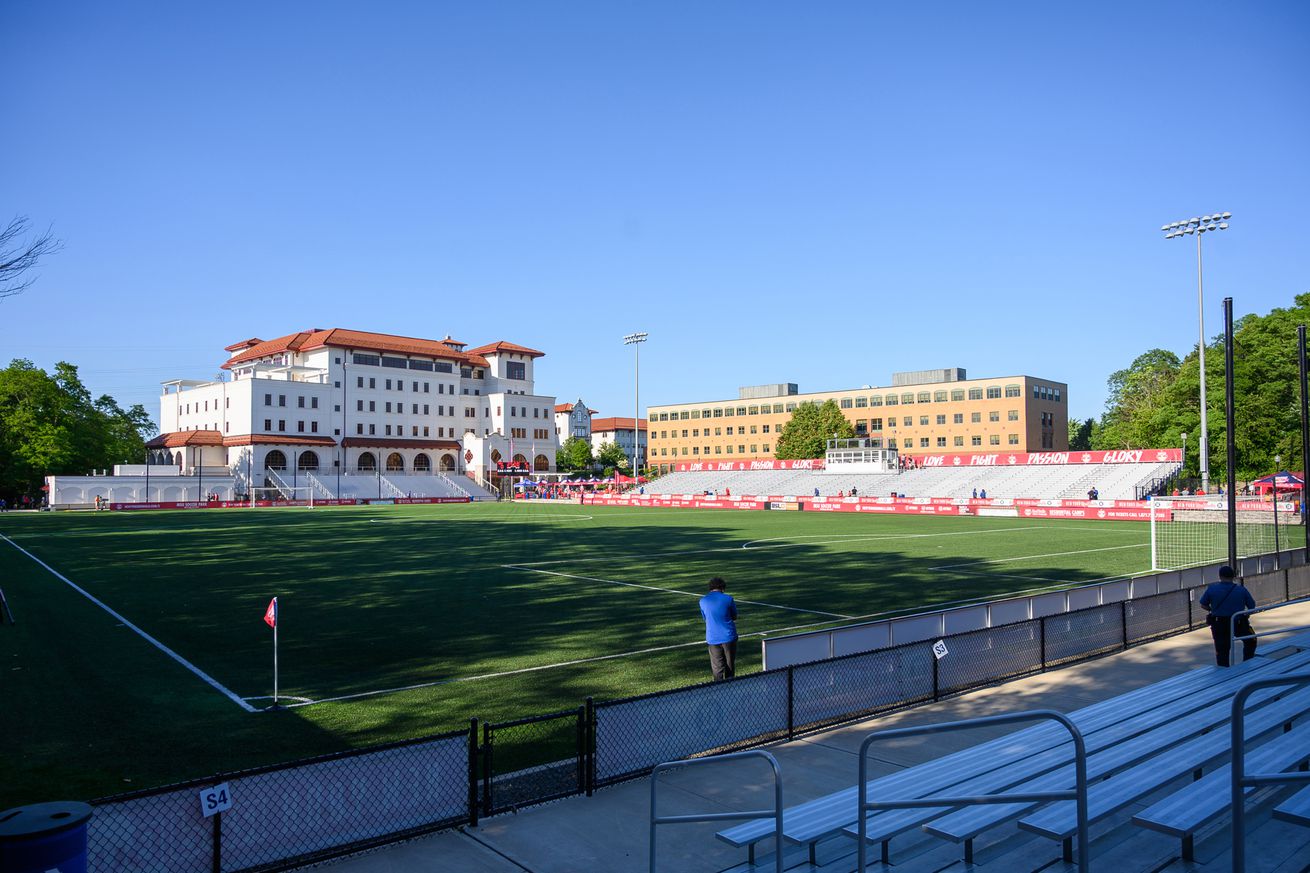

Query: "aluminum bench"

xmin=1273 ymin=784 xmax=1310 ymax=827
xmin=1132 ymin=721 xmax=1310 ymax=859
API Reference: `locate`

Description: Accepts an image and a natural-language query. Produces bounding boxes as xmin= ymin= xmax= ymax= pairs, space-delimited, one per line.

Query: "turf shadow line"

xmin=0 ymin=533 xmax=257 ymax=713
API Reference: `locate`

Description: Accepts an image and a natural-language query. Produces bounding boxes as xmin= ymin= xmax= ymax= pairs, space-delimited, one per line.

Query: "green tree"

xmin=1068 ymin=418 xmax=1095 ymax=451
xmin=774 ymin=400 xmax=854 ymax=459
xmin=596 ymin=440 xmax=629 ymax=472
xmin=555 ymin=436 xmax=594 ymax=472
xmin=0 ymin=358 xmax=156 ymax=500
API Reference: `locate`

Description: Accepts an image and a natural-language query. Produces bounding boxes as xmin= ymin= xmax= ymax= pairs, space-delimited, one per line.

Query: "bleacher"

xmin=307 ymin=471 xmax=497 ymax=501
xmin=646 ymin=461 xmax=1179 ymax=501
xmin=704 ymin=628 xmax=1310 ymax=872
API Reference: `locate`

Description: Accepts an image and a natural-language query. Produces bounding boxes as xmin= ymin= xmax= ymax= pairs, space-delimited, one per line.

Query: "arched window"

xmin=358 ymin=452 xmax=376 ymax=471
xmin=439 ymin=454 xmax=456 ymax=471
xmin=513 ymin=454 xmax=527 ymax=465
xmin=173 ymin=452 xmax=183 ymax=467
xmin=386 ymin=452 xmax=405 ymax=471
xmin=534 ymin=454 xmax=549 ymax=471
xmin=297 ymin=451 xmax=319 ymax=471
xmin=413 ymin=453 xmax=431 ymax=472
xmin=265 ymin=450 xmax=287 ymax=470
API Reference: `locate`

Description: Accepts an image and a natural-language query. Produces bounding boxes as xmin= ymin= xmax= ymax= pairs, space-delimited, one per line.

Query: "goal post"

xmin=250 ymin=486 xmax=316 ymax=508
xmin=1149 ymin=496 xmax=1304 ymax=571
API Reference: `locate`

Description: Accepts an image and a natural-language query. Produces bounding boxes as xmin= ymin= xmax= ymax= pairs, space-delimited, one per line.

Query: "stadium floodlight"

xmin=1161 ymin=211 xmax=1232 ymax=495
xmin=622 ymin=332 xmax=649 ymax=480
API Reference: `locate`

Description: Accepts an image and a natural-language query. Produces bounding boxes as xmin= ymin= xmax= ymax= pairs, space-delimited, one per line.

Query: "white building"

xmin=150 ymin=328 xmax=559 ymax=493
xmin=554 ymin=399 xmax=596 ymax=443
xmin=588 ymin=416 xmax=647 ymax=468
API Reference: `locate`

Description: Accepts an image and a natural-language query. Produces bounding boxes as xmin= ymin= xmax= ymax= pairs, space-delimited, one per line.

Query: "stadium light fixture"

xmin=622 ymin=332 xmax=649 ymax=479
xmin=1161 ymin=212 xmax=1231 ymax=494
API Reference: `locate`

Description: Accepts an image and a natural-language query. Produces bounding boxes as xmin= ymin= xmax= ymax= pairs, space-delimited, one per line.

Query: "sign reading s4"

xmin=200 ymin=782 xmax=233 ymax=817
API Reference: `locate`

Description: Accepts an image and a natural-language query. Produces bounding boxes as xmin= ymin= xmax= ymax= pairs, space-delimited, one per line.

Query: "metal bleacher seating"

xmin=714 ymin=631 xmax=1310 ymax=871
xmin=646 ymin=461 xmax=1179 ymax=502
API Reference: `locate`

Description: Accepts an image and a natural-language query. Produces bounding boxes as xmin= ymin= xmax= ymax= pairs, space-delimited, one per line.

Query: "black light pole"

xmin=1224 ymin=297 xmax=1238 ymax=570
xmin=1299 ymin=325 xmax=1309 ymax=561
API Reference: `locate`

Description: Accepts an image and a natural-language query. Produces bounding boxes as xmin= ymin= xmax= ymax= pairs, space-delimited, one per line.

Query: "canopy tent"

xmin=1252 ymin=471 xmax=1305 ymax=495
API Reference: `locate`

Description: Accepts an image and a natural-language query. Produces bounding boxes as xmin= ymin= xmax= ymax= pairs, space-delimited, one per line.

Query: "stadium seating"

xmin=646 ymin=460 xmax=1180 ymax=501
xmin=716 ymin=630 xmax=1310 ymax=870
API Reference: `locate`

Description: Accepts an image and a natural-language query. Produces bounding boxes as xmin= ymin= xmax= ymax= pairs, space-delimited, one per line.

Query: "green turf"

xmin=0 ymin=501 xmax=1163 ymax=806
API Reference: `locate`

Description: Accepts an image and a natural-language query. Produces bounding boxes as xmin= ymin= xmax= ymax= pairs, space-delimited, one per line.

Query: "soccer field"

xmin=1 ymin=501 xmax=1156 ymax=806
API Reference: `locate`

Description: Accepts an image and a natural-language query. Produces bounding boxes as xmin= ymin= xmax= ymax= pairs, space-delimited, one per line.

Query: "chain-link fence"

xmin=83 ymin=553 xmax=1309 ymax=871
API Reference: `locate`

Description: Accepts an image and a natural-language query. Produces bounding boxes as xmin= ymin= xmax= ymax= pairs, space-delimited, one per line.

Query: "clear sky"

xmin=3 ymin=2 xmax=1307 ymax=429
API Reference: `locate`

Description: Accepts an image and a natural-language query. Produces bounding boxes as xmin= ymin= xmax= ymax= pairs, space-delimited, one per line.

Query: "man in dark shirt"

xmin=1199 ymin=565 xmax=1257 ymax=666
xmin=699 ymin=577 xmax=738 ymax=680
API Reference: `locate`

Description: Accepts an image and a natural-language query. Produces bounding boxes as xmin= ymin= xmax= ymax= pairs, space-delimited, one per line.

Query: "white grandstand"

xmin=645 ymin=459 xmax=1179 ymax=501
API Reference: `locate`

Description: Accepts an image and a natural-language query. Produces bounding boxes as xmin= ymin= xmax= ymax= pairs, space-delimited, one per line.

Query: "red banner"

xmin=673 ymin=459 xmax=825 ymax=472
xmin=907 ymin=448 xmax=1181 ymax=468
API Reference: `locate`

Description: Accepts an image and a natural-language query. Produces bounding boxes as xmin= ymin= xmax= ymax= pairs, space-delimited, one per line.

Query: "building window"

xmin=968 ymin=388 xmax=983 ymax=400
xmin=357 ymin=400 xmax=364 ymax=411
xmin=298 ymin=421 xmax=305 ymax=432
xmin=919 ymin=416 xmax=928 ymax=426
xmin=369 ymin=378 xmax=375 ymax=389
xmin=385 ymin=425 xmax=392 ymax=436
xmin=369 ymin=401 xmax=376 ymax=412
xmin=885 ymin=395 xmax=898 ymax=406
xmin=1009 ymin=433 xmax=1020 ymax=445
xmin=311 ymin=397 xmax=318 ymax=409
xmin=840 ymin=398 xmax=853 ymax=408
xmin=953 ymin=413 xmax=963 ymax=424
xmin=264 ymin=393 xmax=272 ymax=405
xmin=990 ymin=434 xmax=1001 ymax=445
xmin=971 ymin=412 xmax=981 ymax=423
xmin=278 ymin=420 xmax=285 ymax=432
xmin=919 ymin=438 xmax=929 ymax=447
xmin=278 ymin=395 xmax=286 ymax=406
xmin=869 ymin=395 xmax=882 ymax=406
xmin=971 ymin=435 xmax=982 ymax=446
xmin=311 ymin=422 xmax=318 ymax=433
xmin=934 ymin=391 xmax=948 ymax=402
xmin=356 ymin=423 xmax=363 ymax=434
xmin=264 ymin=419 xmax=271 ymax=431
xmin=987 ymin=386 xmax=1002 ymax=399
xmin=356 ymin=377 xmax=364 ymax=388
xmin=954 ymin=436 xmax=964 ymax=446
xmin=298 ymin=396 xmax=305 ymax=408
xmin=951 ymin=389 xmax=965 ymax=401
xmin=936 ymin=415 xmax=946 ymax=425
xmin=989 ymin=411 xmax=1000 ymax=422
xmin=901 ymin=394 xmax=915 ymax=404
xmin=1005 ymin=385 xmax=1021 ymax=397
xmin=870 ymin=418 xmax=882 ymax=430
xmin=937 ymin=437 xmax=947 ymax=447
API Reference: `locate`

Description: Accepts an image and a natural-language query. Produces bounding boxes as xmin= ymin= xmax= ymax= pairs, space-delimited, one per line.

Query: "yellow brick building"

xmin=645 ymin=370 xmax=1068 ymax=473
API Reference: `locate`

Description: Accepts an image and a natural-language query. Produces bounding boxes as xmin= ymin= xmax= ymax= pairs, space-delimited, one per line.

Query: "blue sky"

xmin=3 ymin=2 xmax=1307 ymax=428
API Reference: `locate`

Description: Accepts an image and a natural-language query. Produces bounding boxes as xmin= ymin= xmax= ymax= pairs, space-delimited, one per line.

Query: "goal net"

xmin=250 ymin=486 xmax=316 ymax=507
xmin=1149 ymin=496 xmax=1304 ymax=570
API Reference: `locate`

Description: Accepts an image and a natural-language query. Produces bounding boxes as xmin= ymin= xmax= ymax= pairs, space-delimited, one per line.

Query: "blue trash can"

xmin=0 ymin=802 xmax=93 ymax=873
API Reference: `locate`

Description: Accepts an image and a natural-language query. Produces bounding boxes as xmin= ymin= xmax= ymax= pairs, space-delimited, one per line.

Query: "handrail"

xmin=1229 ymin=594 xmax=1310 ymax=667
xmin=648 ymin=750 xmax=783 ymax=873
xmin=305 ymin=472 xmax=335 ymax=501
xmin=437 ymin=472 xmax=471 ymax=498
xmin=377 ymin=474 xmax=406 ymax=499
xmin=1230 ymin=672 xmax=1310 ymax=872
xmin=856 ymin=709 xmax=1089 ymax=873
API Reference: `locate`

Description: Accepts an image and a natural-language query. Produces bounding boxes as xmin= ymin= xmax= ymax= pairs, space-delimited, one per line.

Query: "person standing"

xmin=699 ymin=577 xmax=738 ymax=681
xmin=1199 ymin=565 xmax=1257 ymax=666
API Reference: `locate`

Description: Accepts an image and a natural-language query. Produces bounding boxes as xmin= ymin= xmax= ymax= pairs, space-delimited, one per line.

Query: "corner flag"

xmin=263 ymin=597 xmax=278 ymax=629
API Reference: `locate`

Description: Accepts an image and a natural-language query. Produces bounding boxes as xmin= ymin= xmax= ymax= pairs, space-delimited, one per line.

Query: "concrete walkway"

xmin=315 ymin=602 xmax=1310 ymax=873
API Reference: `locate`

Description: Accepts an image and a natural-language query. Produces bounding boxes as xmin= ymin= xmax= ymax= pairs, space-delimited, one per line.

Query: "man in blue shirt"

xmin=1199 ymin=565 xmax=1257 ymax=666
xmin=699 ymin=577 xmax=738 ymax=680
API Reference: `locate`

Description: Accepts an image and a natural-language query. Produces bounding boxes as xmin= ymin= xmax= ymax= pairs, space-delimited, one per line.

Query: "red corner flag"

xmin=263 ymin=597 xmax=278 ymax=629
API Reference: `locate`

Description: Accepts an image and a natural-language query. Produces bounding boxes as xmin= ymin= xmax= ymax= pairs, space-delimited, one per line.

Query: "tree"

xmin=555 ymin=436 xmax=594 ymax=472
xmin=1068 ymin=418 xmax=1095 ymax=451
xmin=1 ymin=216 xmax=61 ymax=301
xmin=0 ymin=359 xmax=156 ymax=500
xmin=774 ymin=400 xmax=854 ymax=459
xmin=596 ymin=440 xmax=629 ymax=472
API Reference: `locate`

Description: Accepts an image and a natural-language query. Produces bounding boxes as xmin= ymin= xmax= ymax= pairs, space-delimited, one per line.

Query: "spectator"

xmin=1199 ymin=565 xmax=1257 ymax=666
xmin=972 ymin=488 xmax=978 ymax=499
xmin=699 ymin=577 xmax=738 ymax=681
xmin=979 ymin=488 xmax=987 ymax=499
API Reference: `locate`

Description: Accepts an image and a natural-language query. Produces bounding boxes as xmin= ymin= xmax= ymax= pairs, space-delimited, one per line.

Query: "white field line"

xmin=369 ymin=514 xmax=595 ymax=523
xmin=741 ymin=525 xmax=1040 ymax=550
xmin=273 ymin=616 xmax=847 ymax=708
xmin=0 ymin=533 xmax=256 ymax=713
xmin=928 ymin=542 xmax=1148 ymax=571
xmin=503 ymin=565 xmax=852 ymax=619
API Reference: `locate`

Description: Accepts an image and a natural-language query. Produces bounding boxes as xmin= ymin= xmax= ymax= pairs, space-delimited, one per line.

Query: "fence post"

xmin=1040 ymin=617 xmax=1047 ymax=672
xmin=575 ymin=704 xmax=586 ymax=796
xmin=787 ymin=666 xmax=795 ymax=741
xmin=932 ymin=649 xmax=940 ymax=702
xmin=467 ymin=718 xmax=479 ymax=827
xmin=1121 ymin=601 xmax=1129 ymax=650
xmin=211 ymin=806 xmax=222 ymax=873
xmin=585 ymin=697 xmax=595 ymax=797
xmin=481 ymin=721 xmax=494 ymax=817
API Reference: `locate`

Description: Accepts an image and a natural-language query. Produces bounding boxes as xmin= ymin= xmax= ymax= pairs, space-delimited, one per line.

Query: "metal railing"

xmin=857 ymin=710 xmax=1089 ymax=873
xmin=305 ymin=472 xmax=335 ymax=501
xmin=649 ymin=751 xmax=783 ymax=873
xmin=1230 ymin=672 xmax=1310 ymax=872
xmin=377 ymin=474 xmax=406 ymax=499
xmin=1229 ymin=595 xmax=1310 ymax=667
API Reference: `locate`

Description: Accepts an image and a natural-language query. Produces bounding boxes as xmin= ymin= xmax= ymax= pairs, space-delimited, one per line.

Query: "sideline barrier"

xmin=83 ymin=556 xmax=1308 ymax=872
xmin=108 ymin=496 xmax=472 ymax=511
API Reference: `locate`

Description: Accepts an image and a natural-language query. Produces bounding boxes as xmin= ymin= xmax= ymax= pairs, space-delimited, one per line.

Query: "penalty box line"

xmin=0 ymin=533 xmax=256 ymax=713
xmin=502 ymin=564 xmax=853 ymax=620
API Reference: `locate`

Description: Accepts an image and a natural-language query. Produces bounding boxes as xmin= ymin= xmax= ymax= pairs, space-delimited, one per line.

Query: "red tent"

xmin=1252 ymin=471 xmax=1304 ymax=495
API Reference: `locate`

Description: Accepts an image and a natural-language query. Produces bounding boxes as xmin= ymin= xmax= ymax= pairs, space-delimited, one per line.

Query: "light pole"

xmin=1162 ymin=212 xmax=1231 ymax=494
xmin=622 ymin=332 xmax=648 ymax=483
xmin=1181 ymin=431 xmax=1187 ymax=492
xmin=1274 ymin=454 xmax=1282 ymax=566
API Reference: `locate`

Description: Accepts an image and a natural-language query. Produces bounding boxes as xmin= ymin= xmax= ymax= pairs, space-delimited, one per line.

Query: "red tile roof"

xmin=146 ymin=430 xmax=225 ymax=448
xmin=223 ymin=434 xmax=338 ymax=447
xmin=590 ymin=417 xmax=647 ymax=432
xmin=222 ymin=328 xmax=505 ymax=369
xmin=465 ymin=340 xmax=545 ymax=358
xmin=555 ymin=403 xmax=598 ymax=414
